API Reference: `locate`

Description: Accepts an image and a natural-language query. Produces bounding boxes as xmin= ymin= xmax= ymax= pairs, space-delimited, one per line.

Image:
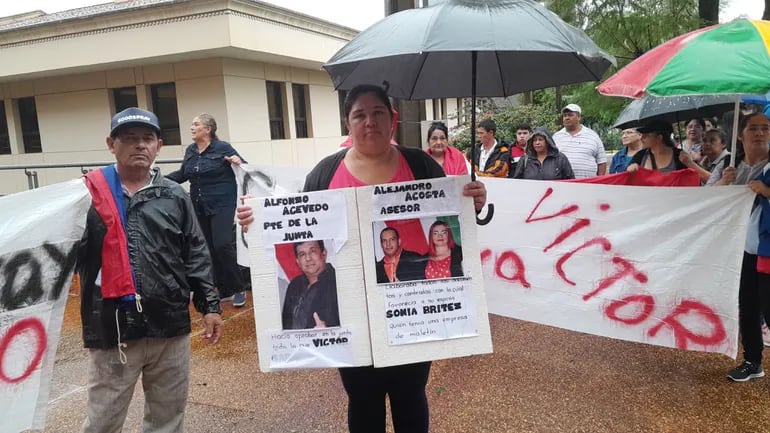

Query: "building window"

xmin=266 ymin=81 xmax=286 ymax=140
xmin=338 ymin=90 xmax=348 ymax=135
xmin=18 ymin=97 xmax=41 ymax=154
xmin=292 ymin=84 xmax=311 ymax=138
xmin=456 ymin=98 xmax=466 ymax=124
xmin=113 ymin=87 xmax=138 ymax=113
xmin=150 ymin=83 xmax=181 ymax=146
xmin=0 ymin=102 xmax=9 ymax=155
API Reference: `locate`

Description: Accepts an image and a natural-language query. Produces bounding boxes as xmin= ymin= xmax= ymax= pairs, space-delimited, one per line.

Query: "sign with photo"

xmin=358 ymin=175 xmax=493 ymax=367
xmin=246 ymin=188 xmax=372 ymax=371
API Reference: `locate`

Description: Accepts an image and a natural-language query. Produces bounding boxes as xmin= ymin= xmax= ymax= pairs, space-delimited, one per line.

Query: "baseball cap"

xmin=110 ymin=107 xmax=161 ymax=138
xmin=636 ymin=120 xmax=674 ymax=135
xmin=561 ymin=103 xmax=582 ymax=114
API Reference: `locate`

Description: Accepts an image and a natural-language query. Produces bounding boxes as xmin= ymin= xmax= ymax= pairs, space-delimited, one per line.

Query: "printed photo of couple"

xmin=373 ymin=215 xmax=464 ymax=284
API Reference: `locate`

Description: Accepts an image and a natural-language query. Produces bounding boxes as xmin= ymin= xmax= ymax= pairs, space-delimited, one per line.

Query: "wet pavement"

xmin=35 ymin=291 xmax=770 ymax=433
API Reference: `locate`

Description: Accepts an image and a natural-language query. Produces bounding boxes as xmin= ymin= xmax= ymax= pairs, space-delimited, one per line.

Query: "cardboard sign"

xmin=247 ymin=189 xmax=371 ymax=371
xmin=358 ymin=175 xmax=493 ymax=367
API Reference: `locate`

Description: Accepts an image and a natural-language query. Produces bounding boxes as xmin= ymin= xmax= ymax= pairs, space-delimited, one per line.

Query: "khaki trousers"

xmin=82 ymin=335 xmax=190 ymax=433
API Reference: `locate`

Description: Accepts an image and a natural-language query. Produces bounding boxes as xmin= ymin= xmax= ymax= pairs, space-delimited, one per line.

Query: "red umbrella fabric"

xmin=598 ymin=19 xmax=770 ymax=99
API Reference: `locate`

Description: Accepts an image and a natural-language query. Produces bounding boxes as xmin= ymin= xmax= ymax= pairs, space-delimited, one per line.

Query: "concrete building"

xmin=0 ymin=0 xmax=360 ymax=194
xmin=0 ymin=0 xmax=463 ymax=195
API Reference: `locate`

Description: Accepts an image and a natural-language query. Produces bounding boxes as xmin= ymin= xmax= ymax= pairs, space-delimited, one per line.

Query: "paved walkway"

xmin=36 ymin=292 xmax=770 ymax=433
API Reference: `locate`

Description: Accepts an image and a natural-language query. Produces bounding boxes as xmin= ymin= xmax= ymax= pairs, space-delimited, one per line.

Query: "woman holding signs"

xmin=237 ymin=84 xmax=487 ymax=433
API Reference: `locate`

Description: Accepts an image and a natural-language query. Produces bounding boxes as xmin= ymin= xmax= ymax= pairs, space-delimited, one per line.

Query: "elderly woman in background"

xmin=682 ymin=118 xmax=706 ymax=163
xmin=424 ymin=220 xmax=463 ymax=279
xmin=167 ymin=113 xmax=248 ymax=307
xmin=700 ymin=128 xmax=731 ymax=173
xmin=425 ymin=121 xmax=469 ymax=175
xmin=237 ymin=84 xmax=487 ymax=433
xmin=511 ymin=128 xmax=574 ymax=180
xmin=609 ymin=128 xmax=643 ymax=174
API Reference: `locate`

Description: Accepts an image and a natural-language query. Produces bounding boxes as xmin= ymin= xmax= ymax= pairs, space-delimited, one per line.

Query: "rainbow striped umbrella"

xmin=599 ymin=19 xmax=770 ymax=98
xmin=599 ymin=19 xmax=770 ymax=164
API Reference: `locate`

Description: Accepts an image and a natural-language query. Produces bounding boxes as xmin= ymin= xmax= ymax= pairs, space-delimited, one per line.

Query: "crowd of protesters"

xmin=69 ymin=86 xmax=770 ymax=433
xmin=431 ymin=101 xmax=770 ymax=385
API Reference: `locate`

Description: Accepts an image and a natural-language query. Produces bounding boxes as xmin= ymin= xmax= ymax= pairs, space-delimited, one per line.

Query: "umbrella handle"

xmin=476 ymin=203 xmax=494 ymax=225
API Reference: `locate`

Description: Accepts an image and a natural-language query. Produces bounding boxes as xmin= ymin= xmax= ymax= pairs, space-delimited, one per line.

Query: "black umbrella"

xmin=323 ymin=0 xmax=615 ymax=223
xmin=613 ymin=94 xmax=739 ymax=130
xmin=324 ymin=0 xmax=614 ymax=99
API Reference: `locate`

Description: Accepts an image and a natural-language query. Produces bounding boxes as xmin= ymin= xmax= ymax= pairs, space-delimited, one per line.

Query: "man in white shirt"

xmin=552 ymin=104 xmax=607 ymax=178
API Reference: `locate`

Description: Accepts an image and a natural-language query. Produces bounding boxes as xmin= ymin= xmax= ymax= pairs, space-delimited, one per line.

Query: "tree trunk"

xmin=698 ymin=0 xmax=719 ymax=27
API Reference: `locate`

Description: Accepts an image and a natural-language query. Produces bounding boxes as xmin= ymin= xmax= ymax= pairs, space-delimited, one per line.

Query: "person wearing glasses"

xmin=609 ymin=128 xmax=643 ymax=174
xmin=281 ymin=240 xmax=340 ymax=330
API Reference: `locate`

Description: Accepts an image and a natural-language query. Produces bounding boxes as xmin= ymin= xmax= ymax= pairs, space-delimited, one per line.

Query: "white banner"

xmin=232 ymin=163 xmax=307 ymax=267
xmin=0 ymin=180 xmax=90 ymax=433
xmin=479 ymin=178 xmax=754 ymax=358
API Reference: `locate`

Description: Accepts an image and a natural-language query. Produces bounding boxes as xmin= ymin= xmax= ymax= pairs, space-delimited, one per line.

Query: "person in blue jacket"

xmin=167 ymin=113 xmax=248 ymax=307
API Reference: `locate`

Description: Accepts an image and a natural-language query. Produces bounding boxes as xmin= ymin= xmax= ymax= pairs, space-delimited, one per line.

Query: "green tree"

xmin=547 ymin=0 xmax=701 ymax=133
xmin=451 ymin=0 xmax=704 ymax=147
xmin=449 ymin=97 xmax=560 ymax=152
xmin=699 ymin=0 xmax=719 ymax=26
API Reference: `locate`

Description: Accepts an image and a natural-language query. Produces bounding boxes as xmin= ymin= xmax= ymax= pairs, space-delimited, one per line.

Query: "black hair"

xmin=739 ymin=112 xmax=768 ymax=134
xmin=292 ymin=240 xmax=326 ymax=257
xmin=343 ymin=84 xmax=393 ymax=121
xmin=705 ymin=128 xmax=728 ymax=146
xmin=478 ymin=119 xmax=496 ymax=135
xmin=380 ymin=227 xmax=399 ymax=240
xmin=686 ymin=118 xmax=707 ymax=130
xmin=515 ymin=124 xmax=532 ymax=132
xmin=661 ymin=133 xmax=676 ymax=148
xmin=427 ymin=122 xmax=449 ymax=142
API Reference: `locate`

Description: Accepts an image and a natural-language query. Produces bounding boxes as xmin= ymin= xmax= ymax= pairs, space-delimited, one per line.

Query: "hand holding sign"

xmin=237 ymin=195 xmax=255 ymax=232
xmin=224 ymin=155 xmax=242 ymax=165
xmin=462 ymin=180 xmax=487 ymax=212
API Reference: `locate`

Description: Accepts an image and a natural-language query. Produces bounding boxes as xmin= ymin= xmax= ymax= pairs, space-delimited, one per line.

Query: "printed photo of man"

xmin=281 ymin=240 xmax=340 ymax=330
xmin=375 ymin=227 xmax=426 ymax=283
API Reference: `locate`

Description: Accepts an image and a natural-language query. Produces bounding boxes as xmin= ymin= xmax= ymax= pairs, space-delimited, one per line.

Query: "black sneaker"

xmin=727 ymin=361 xmax=765 ymax=382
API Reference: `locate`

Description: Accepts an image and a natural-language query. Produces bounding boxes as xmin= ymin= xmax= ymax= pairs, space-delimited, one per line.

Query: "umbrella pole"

xmin=470 ymin=50 xmax=477 ymax=183
xmin=469 ymin=50 xmax=494 ymax=226
xmin=730 ymin=99 xmax=740 ymax=168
